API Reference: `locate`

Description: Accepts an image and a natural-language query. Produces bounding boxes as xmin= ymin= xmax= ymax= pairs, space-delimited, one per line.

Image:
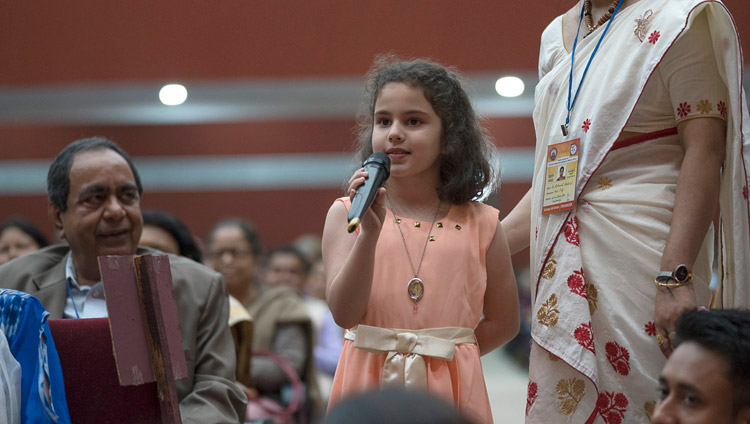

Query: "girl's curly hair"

xmin=354 ymin=55 xmax=498 ymax=204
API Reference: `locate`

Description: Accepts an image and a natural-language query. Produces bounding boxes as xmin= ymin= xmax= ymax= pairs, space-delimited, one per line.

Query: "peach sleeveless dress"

xmin=327 ymin=197 xmax=499 ymax=423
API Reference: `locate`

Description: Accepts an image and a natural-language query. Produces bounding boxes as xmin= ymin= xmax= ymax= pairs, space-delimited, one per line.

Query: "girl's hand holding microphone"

xmin=346 ymin=152 xmax=391 ymax=234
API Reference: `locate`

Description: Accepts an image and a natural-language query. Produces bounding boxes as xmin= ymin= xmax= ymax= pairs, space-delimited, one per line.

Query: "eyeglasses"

xmin=207 ymin=248 xmax=253 ymax=260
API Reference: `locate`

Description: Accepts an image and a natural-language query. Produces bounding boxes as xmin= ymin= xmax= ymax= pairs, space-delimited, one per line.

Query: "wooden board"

xmin=98 ymin=255 xmax=188 ymax=385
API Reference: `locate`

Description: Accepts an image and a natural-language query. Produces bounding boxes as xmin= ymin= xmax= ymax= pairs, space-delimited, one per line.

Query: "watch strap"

xmin=656 ymin=271 xmax=673 ymax=282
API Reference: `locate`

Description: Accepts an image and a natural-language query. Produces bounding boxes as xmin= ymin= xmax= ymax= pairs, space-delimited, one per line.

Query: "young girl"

xmin=321 ymin=56 xmax=520 ymax=423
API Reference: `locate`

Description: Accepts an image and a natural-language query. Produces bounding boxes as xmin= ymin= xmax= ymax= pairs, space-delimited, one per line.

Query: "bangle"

xmin=653 ymin=276 xmax=692 ymax=289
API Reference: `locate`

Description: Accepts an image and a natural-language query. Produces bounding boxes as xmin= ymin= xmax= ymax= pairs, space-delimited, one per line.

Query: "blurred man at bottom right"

xmin=654 ymin=309 xmax=750 ymax=423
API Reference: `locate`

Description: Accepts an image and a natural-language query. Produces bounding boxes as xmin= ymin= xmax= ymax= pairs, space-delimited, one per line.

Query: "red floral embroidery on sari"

xmin=605 ymin=342 xmax=631 ymax=376
xmin=597 ymin=392 xmax=629 ymax=424
xmin=644 ymin=321 xmax=656 ymax=336
xmin=744 ymin=186 xmax=748 ymax=200
xmin=582 ymin=119 xmax=591 ymax=133
xmin=565 ymin=217 xmax=579 ymax=246
xmin=574 ymin=322 xmax=595 ymax=353
xmin=567 ymin=268 xmax=587 ymax=298
xmin=648 ymin=30 xmax=660 ymax=44
xmin=718 ymin=101 xmax=727 ymax=118
xmin=677 ymin=102 xmax=691 ymax=118
xmin=526 ymin=381 xmax=538 ymax=416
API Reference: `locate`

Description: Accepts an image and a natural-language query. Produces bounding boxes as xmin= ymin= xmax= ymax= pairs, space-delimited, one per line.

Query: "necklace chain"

xmin=386 ymin=197 xmax=441 ymax=279
xmin=584 ymin=0 xmax=620 ymax=33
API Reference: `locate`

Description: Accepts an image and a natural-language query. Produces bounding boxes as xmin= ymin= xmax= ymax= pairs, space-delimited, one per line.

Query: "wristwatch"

xmin=655 ymin=264 xmax=693 ymax=285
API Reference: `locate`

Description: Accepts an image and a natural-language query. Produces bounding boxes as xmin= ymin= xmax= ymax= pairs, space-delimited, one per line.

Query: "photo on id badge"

xmin=542 ymin=138 xmax=579 ymax=215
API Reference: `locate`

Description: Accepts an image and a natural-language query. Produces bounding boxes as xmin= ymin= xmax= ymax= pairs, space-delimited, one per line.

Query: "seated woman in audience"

xmin=140 ymin=209 xmax=203 ymax=262
xmin=139 ymin=210 xmax=255 ymax=395
xmin=0 ymin=217 xmax=48 ymax=265
xmin=206 ymin=218 xmax=320 ymax=418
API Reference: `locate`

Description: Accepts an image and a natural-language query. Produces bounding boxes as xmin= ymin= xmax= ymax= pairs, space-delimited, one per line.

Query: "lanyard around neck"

xmin=563 ymin=0 xmax=625 ymax=136
xmin=66 ymin=279 xmax=81 ymax=319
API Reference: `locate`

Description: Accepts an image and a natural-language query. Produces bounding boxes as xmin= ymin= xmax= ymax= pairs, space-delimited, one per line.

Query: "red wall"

xmin=1 ymin=0 xmax=747 ymax=258
xmin=1 ymin=1 xmax=563 ymax=84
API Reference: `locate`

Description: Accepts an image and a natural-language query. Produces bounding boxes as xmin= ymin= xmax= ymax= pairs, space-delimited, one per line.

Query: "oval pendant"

xmin=407 ymin=277 xmax=424 ymax=302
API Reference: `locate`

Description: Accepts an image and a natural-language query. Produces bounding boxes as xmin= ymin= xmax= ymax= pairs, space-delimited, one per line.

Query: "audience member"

xmin=206 ymin=219 xmax=320 ymax=417
xmin=293 ymin=233 xmax=322 ymax=265
xmin=140 ymin=209 xmax=203 ymax=262
xmin=1 ymin=289 xmax=70 ymax=423
xmin=0 ymin=137 xmax=246 ymax=423
xmin=139 ymin=209 xmax=254 ymax=388
xmin=653 ymin=309 xmax=750 ymax=423
xmin=302 ymin=257 xmax=343 ymax=378
xmin=0 ymin=218 xmax=49 ymax=265
xmin=264 ymin=245 xmax=310 ymax=293
xmin=312 ymin=308 xmax=343 ymax=408
xmin=265 ymin=244 xmax=344 ymax=408
xmin=324 ymin=387 xmax=474 ymax=424
xmin=304 ymin=258 xmax=327 ymax=301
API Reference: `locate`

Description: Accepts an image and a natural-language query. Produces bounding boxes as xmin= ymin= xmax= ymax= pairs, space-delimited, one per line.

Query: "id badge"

xmin=541 ymin=138 xmax=580 ymax=215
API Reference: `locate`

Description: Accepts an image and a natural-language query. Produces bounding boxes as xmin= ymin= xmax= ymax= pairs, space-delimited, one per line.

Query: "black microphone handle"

xmin=347 ymin=154 xmax=390 ymax=233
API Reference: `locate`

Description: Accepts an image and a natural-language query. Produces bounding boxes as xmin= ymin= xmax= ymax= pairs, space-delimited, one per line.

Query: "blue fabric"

xmin=0 ymin=289 xmax=71 ymax=424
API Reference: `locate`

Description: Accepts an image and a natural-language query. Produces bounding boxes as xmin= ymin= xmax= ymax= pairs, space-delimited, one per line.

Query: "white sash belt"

xmin=344 ymin=324 xmax=476 ymax=389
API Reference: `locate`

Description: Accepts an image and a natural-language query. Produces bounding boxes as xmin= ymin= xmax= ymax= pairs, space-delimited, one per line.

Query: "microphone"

xmin=347 ymin=152 xmax=391 ymax=233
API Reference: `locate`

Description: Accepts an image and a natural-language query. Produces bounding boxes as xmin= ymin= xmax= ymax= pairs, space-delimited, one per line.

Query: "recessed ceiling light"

xmin=159 ymin=84 xmax=188 ymax=106
xmin=495 ymin=76 xmax=524 ymax=98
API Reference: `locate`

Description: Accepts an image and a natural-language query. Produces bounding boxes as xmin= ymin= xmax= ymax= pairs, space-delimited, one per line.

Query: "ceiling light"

xmin=159 ymin=84 xmax=188 ymax=106
xmin=495 ymin=76 xmax=525 ymax=98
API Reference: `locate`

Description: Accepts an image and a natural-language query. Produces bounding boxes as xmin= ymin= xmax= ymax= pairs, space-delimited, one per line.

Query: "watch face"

xmin=675 ymin=265 xmax=689 ymax=282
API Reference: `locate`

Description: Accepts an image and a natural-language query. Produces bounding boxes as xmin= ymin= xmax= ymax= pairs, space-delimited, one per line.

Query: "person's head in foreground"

xmin=653 ymin=309 xmax=750 ymax=423
xmin=324 ymin=387 xmax=474 ymax=424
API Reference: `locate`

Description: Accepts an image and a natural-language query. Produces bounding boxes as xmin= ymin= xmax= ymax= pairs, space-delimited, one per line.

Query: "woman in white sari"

xmin=502 ymin=0 xmax=750 ymax=422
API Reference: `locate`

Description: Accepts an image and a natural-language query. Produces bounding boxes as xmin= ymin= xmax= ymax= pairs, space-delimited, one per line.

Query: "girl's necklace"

xmin=386 ymin=196 xmax=441 ymax=313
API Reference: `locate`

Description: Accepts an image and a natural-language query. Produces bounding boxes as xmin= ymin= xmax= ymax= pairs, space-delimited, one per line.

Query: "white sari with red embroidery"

xmin=525 ymin=0 xmax=750 ymax=422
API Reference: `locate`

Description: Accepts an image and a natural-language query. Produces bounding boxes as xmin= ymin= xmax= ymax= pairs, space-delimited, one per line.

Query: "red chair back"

xmin=48 ymin=318 xmax=161 ymax=424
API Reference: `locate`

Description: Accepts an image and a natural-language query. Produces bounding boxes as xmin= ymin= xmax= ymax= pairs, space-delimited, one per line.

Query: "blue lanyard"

xmin=563 ymin=0 xmax=625 ymax=136
xmin=66 ymin=278 xmax=81 ymax=319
